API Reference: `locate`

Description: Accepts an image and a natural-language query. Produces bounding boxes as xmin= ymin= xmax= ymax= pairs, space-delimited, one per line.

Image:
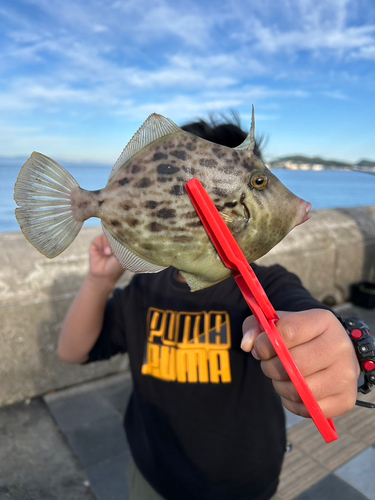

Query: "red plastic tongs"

xmin=185 ymin=178 xmax=338 ymax=443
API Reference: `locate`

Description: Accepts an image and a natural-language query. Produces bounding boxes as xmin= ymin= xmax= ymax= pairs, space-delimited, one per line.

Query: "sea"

xmin=2 ymin=160 xmax=375 ymax=233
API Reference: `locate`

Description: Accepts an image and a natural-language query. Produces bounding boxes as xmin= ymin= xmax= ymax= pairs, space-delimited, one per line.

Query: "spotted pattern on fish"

xmin=146 ymin=201 xmax=158 ymax=209
xmin=170 ymin=150 xmax=186 ymax=161
xmin=213 ymin=187 xmax=229 ymax=198
xmin=118 ymin=177 xmax=130 ymax=186
xmin=127 ymin=218 xmax=139 ymax=227
xmin=64 ymin=125 xmax=309 ymax=290
xmin=184 ymin=210 xmax=198 ymax=219
xmin=156 ymin=208 xmax=176 ymax=219
xmin=185 ymin=142 xmax=196 ymax=151
xmin=149 ymin=222 xmax=166 ymax=232
xmin=212 ymin=147 xmax=226 ymax=159
xmin=120 ymin=202 xmax=135 ymax=211
xmin=157 ymin=164 xmax=181 ymax=176
xmin=173 ymin=235 xmax=194 ymax=243
xmin=220 ymin=166 xmax=234 ymax=175
xmin=140 ymin=242 xmax=157 ymax=250
xmin=170 ymin=185 xmax=185 ymax=196
xmin=131 ymin=165 xmax=141 ymax=174
xmin=157 ymin=177 xmax=173 ymax=183
xmin=224 ymin=201 xmax=237 ymax=208
xmin=242 ymin=159 xmax=257 ymax=173
xmin=253 ymin=196 xmax=264 ymax=208
xmin=135 ymin=178 xmax=152 ymax=188
xmin=199 ymin=158 xmax=218 ymax=168
xmin=182 ymin=166 xmax=195 ymax=176
xmin=186 ymin=221 xmax=202 ymax=228
xmin=153 ymin=152 xmax=168 ymax=161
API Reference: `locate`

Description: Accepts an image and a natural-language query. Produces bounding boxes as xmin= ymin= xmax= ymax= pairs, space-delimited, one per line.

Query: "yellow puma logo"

xmin=142 ymin=308 xmax=232 ymax=383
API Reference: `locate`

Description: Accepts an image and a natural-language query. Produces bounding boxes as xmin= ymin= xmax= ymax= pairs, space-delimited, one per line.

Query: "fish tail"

xmin=14 ymin=152 xmax=83 ymax=258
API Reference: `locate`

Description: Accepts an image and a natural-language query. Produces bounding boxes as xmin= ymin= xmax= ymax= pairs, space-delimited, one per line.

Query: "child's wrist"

xmin=86 ymin=272 xmax=117 ymax=293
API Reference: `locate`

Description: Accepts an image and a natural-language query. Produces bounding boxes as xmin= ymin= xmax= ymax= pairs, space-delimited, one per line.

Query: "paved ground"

xmin=1 ymin=302 xmax=375 ymax=500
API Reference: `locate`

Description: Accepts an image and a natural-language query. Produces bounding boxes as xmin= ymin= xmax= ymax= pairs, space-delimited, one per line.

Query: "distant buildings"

xmin=268 ymin=156 xmax=375 ymax=172
xmin=270 ymin=160 xmax=325 ymax=171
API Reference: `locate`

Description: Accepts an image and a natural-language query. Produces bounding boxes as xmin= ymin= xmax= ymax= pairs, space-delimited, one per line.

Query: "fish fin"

xmin=14 ymin=152 xmax=83 ymax=258
xmin=234 ymin=105 xmax=255 ymax=153
xmin=108 ymin=113 xmax=181 ymax=181
xmin=179 ymin=271 xmax=201 ymax=291
xmin=220 ymin=211 xmax=236 ymax=224
xmin=102 ymin=223 xmax=167 ymax=273
xmin=179 ymin=271 xmax=215 ymax=292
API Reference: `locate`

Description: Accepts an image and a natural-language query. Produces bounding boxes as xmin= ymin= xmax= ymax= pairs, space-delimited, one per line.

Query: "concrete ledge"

xmin=1 ymin=227 xmax=132 ymax=407
xmin=2 ymin=205 xmax=375 ymax=407
xmin=258 ymin=206 xmax=375 ymax=305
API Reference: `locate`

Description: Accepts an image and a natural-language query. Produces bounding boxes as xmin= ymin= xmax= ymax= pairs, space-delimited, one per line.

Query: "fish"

xmin=14 ymin=108 xmax=312 ymax=291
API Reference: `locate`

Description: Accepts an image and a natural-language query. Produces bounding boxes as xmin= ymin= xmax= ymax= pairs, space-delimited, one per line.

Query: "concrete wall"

xmin=258 ymin=206 xmax=375 ymax=305
xmin=2 ymin=206 xmax=375 ymax=407
xmin=0 ymin=228 xmax=132 ymax=408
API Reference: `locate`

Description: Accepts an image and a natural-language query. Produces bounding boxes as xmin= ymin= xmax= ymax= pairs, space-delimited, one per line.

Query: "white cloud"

xmin=321 ymin=90 xmax=348 ymax=100
xmin=230 ymin=0 xmax=375 ymax=58
xmin=350 ymin=44 xmax=375 ymax=59
xmin=243 ymin=20 xmax=375 ymax=55
xmin=92 ymin=25 xmax=108 ymax=33
xmin=134 ymin=3 xmax=212 ymax=48
xmin=0 ymin=0 xmax=374 ymax=162
xmin=21 ymin=0 xmax=216 ymax=50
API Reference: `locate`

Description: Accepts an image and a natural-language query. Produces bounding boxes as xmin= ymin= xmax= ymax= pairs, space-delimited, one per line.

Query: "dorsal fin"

xmin=102 ymin=223 xmax=167 ymax=273
xmin=234 ymin=105 xmax=255 ymax=153
xmin=108 ymin=113 xmax=181 ymax=181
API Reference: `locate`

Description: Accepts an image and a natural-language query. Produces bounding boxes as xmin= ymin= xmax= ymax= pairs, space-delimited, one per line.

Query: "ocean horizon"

xmin=3 ymin=159 xmax=375 ymax=233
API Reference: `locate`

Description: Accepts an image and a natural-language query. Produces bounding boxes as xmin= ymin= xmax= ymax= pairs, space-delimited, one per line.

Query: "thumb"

xmin=241 ymin=316 xmax=262 ymax=352
xmin=103 ymin=244 xmax=113 ymax=256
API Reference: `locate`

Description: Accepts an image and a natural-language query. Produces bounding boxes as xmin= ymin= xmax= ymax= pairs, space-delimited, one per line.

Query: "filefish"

xmin=14 ymin=108 xmax=311 ymax=291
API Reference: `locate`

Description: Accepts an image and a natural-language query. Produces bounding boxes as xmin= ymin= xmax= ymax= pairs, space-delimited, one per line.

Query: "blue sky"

xmin=1 ymin=0 xmax=374 ymax=164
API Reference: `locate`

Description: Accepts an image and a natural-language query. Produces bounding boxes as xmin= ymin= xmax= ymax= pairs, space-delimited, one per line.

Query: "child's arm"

xmin=58 ymin=234 xmax=125 ymax=364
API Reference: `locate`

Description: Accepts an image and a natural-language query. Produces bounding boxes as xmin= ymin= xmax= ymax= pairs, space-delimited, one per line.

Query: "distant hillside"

xmin=357 ymin=159 xmax=375 ymax=167
xmin=270 ymin=155 xmax=375 ymax=170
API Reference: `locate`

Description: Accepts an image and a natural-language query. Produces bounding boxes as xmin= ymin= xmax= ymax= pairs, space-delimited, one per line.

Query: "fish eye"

xmin=250 ymin=172 xmax=268 ymax=190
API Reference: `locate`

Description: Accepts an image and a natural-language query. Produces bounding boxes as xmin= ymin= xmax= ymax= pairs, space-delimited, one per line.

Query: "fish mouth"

xmin=240 ymin=195 xmax=251 ymax=222
xmin=296 ymin=199 xmax=312 ymax=227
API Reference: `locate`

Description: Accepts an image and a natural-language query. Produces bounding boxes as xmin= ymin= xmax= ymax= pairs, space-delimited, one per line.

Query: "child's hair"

xmin=181 ymin=114 xmax=264 ymax=160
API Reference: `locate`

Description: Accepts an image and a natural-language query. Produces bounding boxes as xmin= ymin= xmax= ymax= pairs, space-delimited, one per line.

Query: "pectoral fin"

xmin=102 ymin=224 xmax=167 ymax=273
xmin=179 ymin=270 xmax=227 ymax=292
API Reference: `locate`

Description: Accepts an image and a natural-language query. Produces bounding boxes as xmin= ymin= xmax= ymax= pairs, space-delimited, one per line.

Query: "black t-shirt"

xmin=88 ymin=264 xmax=329 ymax=500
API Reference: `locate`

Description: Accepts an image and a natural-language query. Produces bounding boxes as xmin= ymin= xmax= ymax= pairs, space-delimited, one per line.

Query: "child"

xmin=58 ymin=120 xmax=359 ymax=500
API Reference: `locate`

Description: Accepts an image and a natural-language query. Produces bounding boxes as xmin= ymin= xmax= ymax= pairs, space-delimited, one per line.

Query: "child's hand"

xmin=241 ymin=309 xmax=360 ymax=419
xmin=89 ymin=233 xmax=125 ymax=285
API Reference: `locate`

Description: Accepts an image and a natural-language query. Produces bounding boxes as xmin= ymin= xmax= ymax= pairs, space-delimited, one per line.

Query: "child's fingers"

xmin=241 ymin=316 xmax=262 ymax=351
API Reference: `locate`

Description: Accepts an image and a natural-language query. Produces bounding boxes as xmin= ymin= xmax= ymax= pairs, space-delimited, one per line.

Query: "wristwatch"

xmin=337 ymin=316 xmax=375 ymax=408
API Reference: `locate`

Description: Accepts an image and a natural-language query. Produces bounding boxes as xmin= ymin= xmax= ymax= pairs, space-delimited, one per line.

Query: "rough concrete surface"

xmin=0 ymin=398 xmax=96 ymax=500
